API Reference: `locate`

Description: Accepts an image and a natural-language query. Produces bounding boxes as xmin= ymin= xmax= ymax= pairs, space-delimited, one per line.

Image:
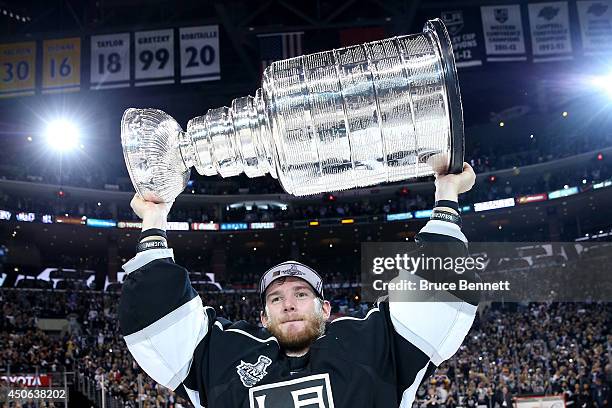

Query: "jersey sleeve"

xmin=118 ymin=248 xmax=216 ymax=408
xmin=389 ymin=219 xmax=480 ymax=407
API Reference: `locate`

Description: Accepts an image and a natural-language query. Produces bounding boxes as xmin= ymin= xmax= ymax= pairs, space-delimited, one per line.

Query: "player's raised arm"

xmin=117 ymin=194 xmax=212 ymax=406
xmin=388 ymin=162 xmax=480 ymax=406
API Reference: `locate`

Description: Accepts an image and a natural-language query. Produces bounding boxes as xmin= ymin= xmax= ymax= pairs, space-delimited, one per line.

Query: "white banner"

xmin=481 ymin=5 xmax=527 ymax=61
xmin=90 ymin=33 xmax=130 ymax=89
xmin=134 ymin=29 xmax=175 ymax=86
xmin=528 ymin=2 xmax=573 ymax=62
xmin=577 ymin=1 xmax=612 ymax=56
xmin=179 ymin=25 xmax=221 ymax=83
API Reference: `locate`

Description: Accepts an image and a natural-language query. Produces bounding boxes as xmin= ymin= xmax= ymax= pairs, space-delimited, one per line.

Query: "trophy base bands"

xmin=1 ymin=387 xmax=68 ymax=403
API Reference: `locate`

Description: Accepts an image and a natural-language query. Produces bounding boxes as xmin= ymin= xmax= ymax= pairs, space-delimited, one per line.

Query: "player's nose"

xmin=282 ymin=297 xmax=296 ymax=311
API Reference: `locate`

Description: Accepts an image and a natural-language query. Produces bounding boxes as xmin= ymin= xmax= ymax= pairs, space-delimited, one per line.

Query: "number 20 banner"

xmin=179 ymin=25 xmax=220 ymax=83
xmin=90 ymin=33 xmax=130 ymax=89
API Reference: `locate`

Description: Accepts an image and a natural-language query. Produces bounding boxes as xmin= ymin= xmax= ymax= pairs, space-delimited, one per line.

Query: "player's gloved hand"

xmin=434 ymin=161 xmax=476 ymax=202
xmin=130 ymin=194 xmax=173 ymax=231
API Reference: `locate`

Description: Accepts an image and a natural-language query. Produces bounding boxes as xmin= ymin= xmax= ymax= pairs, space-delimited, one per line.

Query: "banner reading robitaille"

xmin=179 ymin=25 xmax=221 ymax=83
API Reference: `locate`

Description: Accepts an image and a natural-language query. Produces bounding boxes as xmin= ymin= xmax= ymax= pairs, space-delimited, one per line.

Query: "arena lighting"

xmin=590 ymin=74 xmax=612 ymax=97
xmin=45 ymin=119 xmax=80 ymax=151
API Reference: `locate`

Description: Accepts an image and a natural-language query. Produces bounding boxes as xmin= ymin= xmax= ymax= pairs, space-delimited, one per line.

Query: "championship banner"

xmin=528 ymin=1 xmax=573 ymax=62
xmin=439 ymin=9 xmax=484 ymax=67
xmin=90 ymin=33 xmax=130 ymax=89
xmin=179 ymin=25 xmax=220 ymax=83
xmin=42 ymin=37 xmax=81 ymax=93
xmin=577 ymin=1 xmax=612 ymax=56
xmin=481 ymin=5 xmax=527 ymax=62
xmin=134 ymin=29 xmax=175 ymax=86
xmin=0 ymin=42 xmax=36 ymax=98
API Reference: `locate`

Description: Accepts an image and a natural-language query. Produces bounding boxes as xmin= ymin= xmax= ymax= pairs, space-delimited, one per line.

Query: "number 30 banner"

xmin=0 ymin=42 xmax=36 ymax=98
xmin=179 ymin=25 xmax=220 ymax=83
xmin=135 ymin=29 xmax=174 ymax=86
xmin=42 ymin=37 xmax=81 ymax=93
xmin=90 ymin=33 xmax=130 ymax=89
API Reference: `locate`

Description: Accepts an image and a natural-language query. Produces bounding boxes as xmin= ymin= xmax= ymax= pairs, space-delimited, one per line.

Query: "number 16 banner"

xmin=179 ymin=25 xmax=220 ymax=83
xmin=90 ymin=33 xmax=130 ymax=89
xmin=42 ymin=37 xmax=81 ymax=93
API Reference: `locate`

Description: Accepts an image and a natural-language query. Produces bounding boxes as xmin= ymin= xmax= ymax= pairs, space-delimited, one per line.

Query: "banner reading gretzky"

xmin=481 ymin=5 xmax=527 ymax=62
xmin=134 ymin=29 xmax=175 ymax=86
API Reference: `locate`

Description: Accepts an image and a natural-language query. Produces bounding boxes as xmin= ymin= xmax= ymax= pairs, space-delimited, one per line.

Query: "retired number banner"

xmin=577 ymin=0 xmax=612 ymax=56
xmin=42 ymin=37 xmax=81 ymax=93
xmin=528 ymin=1 xmax=573 ymax=62
xmin=0 ymin=42 xmax=36 ymax=98
xmin=481 ymin=5 xmax=527 ymax=62
xmin=179 ymin=25 xmax=221 ymax=83
xmin=90 ymin=33 xmax=131 ymax=89
xmin=134 ymin=29 xmax=175 ymax=86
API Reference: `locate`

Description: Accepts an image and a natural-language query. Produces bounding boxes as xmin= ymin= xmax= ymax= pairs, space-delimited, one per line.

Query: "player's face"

xmin=261 ymin=277 xmax=330 ymax=352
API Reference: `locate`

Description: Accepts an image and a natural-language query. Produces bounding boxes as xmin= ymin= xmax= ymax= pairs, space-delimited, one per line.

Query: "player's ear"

xmin=322 ymin=300 xmax=331 ymax=320
xmin=260 ymin=309 xmax=269 ymax=328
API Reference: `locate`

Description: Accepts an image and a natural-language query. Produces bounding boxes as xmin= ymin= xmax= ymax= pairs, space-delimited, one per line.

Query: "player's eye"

xmin=296 ymin=292 xmax=308 ymax=298
xmin=271 ymin=296 xmax=281 ymax=303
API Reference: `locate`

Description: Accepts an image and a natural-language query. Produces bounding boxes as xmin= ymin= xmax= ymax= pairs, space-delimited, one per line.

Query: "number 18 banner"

xmin=179 ymin=25 xmax=220 ymax=83
xmin=135 ymin=29 xmax=174 ymax=86
xmin=90 ymin=33 xmax=130 ymax=89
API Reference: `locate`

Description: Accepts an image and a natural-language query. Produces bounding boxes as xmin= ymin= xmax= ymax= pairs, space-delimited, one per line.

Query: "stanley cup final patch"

xmin=237 ymin=355 xmax=273 ymax=387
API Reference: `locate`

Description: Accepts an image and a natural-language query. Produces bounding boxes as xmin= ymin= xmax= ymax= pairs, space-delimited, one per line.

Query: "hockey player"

xmin=119 ymin=162 xmax=478 ymax=408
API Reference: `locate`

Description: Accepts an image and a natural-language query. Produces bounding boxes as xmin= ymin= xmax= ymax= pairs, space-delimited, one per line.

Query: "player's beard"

xmin=265 ymin=301 xmax=326 ymax=353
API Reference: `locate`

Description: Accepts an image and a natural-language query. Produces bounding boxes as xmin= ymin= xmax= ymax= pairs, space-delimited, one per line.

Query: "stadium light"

xmin=45 ymin=119 xmax=80 ymax=152
xmin=591 ymin=74 xmax=612 ymax=97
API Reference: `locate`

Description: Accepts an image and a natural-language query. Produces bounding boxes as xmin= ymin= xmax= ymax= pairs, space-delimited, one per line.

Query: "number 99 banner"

xmin=135 ymin=29 xmax=174 ymax=86
xmin=90 ymin=33 xmax=130 ymax=89
xmin=0 ymin=42 xmax=36 ymax=98
xmin=179 ymin=25 xmax=220 ymax=83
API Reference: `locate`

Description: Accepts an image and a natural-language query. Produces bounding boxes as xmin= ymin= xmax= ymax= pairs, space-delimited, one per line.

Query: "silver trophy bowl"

xmin=121 ymin=19 xmax=464 ymax=202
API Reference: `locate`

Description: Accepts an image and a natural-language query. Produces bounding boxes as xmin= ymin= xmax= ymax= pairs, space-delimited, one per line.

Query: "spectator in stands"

xmin=494 ymin=385 xmax=513 ymax=408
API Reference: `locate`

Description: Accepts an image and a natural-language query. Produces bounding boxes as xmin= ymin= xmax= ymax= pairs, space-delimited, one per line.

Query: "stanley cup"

xmin=121 ymin=19 xmax=464 ymax=202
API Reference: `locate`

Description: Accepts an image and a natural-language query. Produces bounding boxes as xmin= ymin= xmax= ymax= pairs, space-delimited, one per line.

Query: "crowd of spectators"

xmin=1 ymin=283 xmax=609 ymax=408
xmin=1 ymin=158 xmax=610 ymax=226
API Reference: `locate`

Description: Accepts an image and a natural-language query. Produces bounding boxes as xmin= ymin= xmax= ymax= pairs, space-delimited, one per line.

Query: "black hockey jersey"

xmin=118 ymin=219 xmax=479 ymax=408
